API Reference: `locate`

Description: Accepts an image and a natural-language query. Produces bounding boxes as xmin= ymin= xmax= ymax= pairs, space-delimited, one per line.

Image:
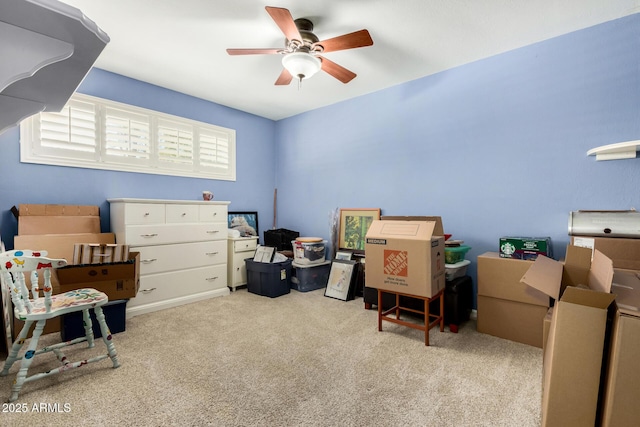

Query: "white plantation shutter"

xmin=104 ymin=107 xmax=151 ymax=163
xmin=21 ymin=93 xmax=236 ymax=180
xmin=157 ymin=119 xmax=194 ymax=167
xmin=35 ymin=99 xmax=98 ymax=160
xmin=199 ymin=130 xmax=230 ymax=171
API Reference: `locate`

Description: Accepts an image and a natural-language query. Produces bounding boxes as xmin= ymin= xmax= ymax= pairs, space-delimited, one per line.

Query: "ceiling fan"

xmin=226 ymin=6 xmax=373 ymax=86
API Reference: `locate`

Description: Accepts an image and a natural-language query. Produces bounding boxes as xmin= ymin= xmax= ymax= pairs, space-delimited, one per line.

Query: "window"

xmin=20 ymin=93 xmax=236 ymax=181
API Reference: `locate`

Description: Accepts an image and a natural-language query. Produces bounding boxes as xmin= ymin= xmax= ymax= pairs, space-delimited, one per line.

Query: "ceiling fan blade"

xmin=320 ymin=56 xmax=356 ymax=84
xmin=314 ymin=29 xmax=373 ymax=53
xmin=275 ymin=68 xmax=293 ymax=85
xmin=265 ymin=6 xmax=302 ymax=42
xmin=226 ymin=48 xmax=282 ymax=55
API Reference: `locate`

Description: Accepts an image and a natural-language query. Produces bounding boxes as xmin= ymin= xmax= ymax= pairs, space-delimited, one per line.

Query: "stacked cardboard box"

xmin=10 ymin=204 xmax=124 ymax=338
xmin=476 ymin=252 xmax=550 ymax=347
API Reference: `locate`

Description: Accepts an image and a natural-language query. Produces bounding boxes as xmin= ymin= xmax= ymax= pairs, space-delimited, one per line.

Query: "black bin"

xmin=264 ymin=228 xmax=300 ymax=251
xmin=246 ymin=258 xmax=292 ymax=298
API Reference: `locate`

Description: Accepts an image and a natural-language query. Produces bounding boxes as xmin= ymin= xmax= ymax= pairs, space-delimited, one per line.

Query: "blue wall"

xmin=275 ymin=14 xmax=640 ymax=298
xmin=1 ymin=15 xmax=639 ymax=306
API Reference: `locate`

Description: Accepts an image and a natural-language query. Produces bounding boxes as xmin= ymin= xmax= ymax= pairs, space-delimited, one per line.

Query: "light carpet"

xmin=1 ymin=288 xmax=542 ymax=426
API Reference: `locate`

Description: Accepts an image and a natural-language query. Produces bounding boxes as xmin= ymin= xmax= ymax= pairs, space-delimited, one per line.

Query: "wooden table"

xmin=377 ymin=288 xmax=444 ymax=346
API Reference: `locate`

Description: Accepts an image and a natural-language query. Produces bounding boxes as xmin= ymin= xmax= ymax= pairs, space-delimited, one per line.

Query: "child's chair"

xmin=0 ymin=249 xmax=120 ymax=402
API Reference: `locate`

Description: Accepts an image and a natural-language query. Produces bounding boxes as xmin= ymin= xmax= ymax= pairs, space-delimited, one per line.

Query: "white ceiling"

xmin=59 ymin=0 xmax=640 ymax=121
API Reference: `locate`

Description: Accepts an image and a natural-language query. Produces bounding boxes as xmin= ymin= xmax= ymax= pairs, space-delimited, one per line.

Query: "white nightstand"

xmin=227 ymin=236 xmax=259 ymax=291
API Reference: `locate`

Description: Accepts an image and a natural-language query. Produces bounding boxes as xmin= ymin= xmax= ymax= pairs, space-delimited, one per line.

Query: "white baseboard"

xmin=127 ymin=288 xmax=230 ymax=318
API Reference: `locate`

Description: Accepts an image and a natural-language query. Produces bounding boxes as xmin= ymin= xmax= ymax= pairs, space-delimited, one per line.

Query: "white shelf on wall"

xmin=587 ymin=140 xmax=640 ymax=161
xmin=0 ymin=0 xmax=109 ymax=135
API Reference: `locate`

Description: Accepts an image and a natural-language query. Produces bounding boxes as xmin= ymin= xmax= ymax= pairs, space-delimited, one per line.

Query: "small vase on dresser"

xmin=108 ymin=198 xmax=230 ymax=317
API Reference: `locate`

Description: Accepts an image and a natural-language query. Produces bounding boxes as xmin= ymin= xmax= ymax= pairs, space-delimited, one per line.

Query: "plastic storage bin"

xmin=445 ymin=259 xmax=471 ymax=281
xmin=245 ymin=258 xmax=292 ymax=298
xmin=291 ymin=261 xmax=331 ymax=292
xmin=61 ymin=299 xmax=128 ymax=341
xmin=444 ymin=245 xmax=471 ymax=264
xmin=291 ymin=238 xmax=326 ymax=265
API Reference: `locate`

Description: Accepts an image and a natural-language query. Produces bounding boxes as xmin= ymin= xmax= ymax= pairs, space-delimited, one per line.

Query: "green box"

xmin=499 ymin=237 xmax=552 ymax=260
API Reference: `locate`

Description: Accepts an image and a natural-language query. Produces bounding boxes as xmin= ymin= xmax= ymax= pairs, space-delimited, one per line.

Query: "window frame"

xmin=20 ymin=93 xmax=236 ymax=181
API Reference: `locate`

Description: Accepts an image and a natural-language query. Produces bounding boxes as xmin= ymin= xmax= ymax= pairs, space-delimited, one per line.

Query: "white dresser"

xmin=108 ymin=198 xmax=230 ymax=317
xmin=227 ymin=236 xmax=259 ymax=291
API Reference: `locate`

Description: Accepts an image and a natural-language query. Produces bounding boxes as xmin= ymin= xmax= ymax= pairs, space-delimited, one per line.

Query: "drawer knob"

xmin=140 ymin=233 xmax=158 ymax=237
xmin=141 ymin=287 xmax=157 ymax=293
xmin=206 ymin=230 xmax=219 ymax=234
xmin=205 ymin=252 xmax=219 ymax=256
xmin=144 ymin=212 xmax=150 ymax=217
xmin=141 ymin=258 xmax=157 ymax=263
xmin=206 ymin=276 xmax=219 ymax=281
xmin=182 ymin=212 xmax=186 ymax=216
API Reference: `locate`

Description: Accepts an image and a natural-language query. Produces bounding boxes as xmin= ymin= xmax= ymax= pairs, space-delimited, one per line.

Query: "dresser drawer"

xmin=199 ymin=204 xmax=227 ymax=223
xmin=137 ymin=240 xmax=226 ymax=275
xmin=124 ymin=223 xmax=227 ymax=246
xmin=130 ymin=264 xmax=227 ymax=307
xmin=166 ymin=204 xmax=199 ymax=223
xmin=232 ymin=238 xmax=258 ymax=253
xmin=124 ymin=203 xmax=166 ymax=225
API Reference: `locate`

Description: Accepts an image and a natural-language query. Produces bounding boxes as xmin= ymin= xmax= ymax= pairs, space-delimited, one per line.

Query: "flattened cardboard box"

xmin=600 ymin=269 xmax=640 ymax=427
xmin=520 ymin=245 xmax=614 ymax=427
xmin=365 ymin=220 xmax=445 ymax=298
xmin=18 ymin=204 xmax=99 ymax=216
xmin=56 ymin=252 xmax=140 ymax=301
xmin=18 ymin=215 xmax=101 ymax=235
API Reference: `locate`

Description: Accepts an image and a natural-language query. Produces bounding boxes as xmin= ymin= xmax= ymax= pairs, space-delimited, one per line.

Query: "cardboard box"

xmin=476 ymin=253 xmax=550 ymax=347
xmin=14 ymin=233 xmax=116 ymax=266
xmin=18 ymin=204 xmax=99 ymax=216
xmin=600 ymin=269 xmax=640 ymax=427
xmin=520 ymin=245 xmax=615 ymax=427
xmin=18 ymin=215 xmax=101 ymax=235
xmin=73 ymin=243 xmax=130 ymax=265
xmin=571 ymin=235 xmax=640 ymax=271
xmin=499 ymin=236 xmax=552 ymax=260
xmin=477 ymin=296 xmax=549 ymax=348
xmin=477 ymin=253 xmax=549 ymax=306
xmin=380 ymin=216 xmax=445 ymax=236
xmin=56 ymin=252 xmax=140 ymax=301
xmin=365 ymin=220 xmax=445 ymax=298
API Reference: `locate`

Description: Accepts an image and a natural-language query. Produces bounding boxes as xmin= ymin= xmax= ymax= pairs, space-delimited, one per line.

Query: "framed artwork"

xmin=324 ymin=259 xmax=357 ymax=301
xmin=253 ymin=245 xmax=275 ymax=263
xmin=335 ymin=251 xmax=353 ymax=261
xmin=338 ymin=208 xmax=381 ymax=251
xmin=228 ymin=211 xmax=259 ymax=237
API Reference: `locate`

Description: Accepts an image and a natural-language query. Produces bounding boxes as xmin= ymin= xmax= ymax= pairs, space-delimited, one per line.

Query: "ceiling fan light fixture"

xmin=282 ymin=52 xmax=321 ymax=81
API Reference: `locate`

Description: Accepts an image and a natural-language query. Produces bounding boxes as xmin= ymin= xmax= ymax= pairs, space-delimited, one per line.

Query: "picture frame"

xmin=228 ymin=211 xmax=259 ymax=237
xmin=335 ymin=251 xmax=353 ymax=261
xmin=324 ymin=259 xmax=357 ymax=301
xmin=338 ymin=208 xmax=381 ymax=252
xmin=253 ymin=245 xmax=275 ymax=263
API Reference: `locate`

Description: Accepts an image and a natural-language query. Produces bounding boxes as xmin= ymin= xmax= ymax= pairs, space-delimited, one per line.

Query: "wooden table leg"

xmin=377 ymin=289 xmax=382 ymax=332
xmin=424 ymin=295 xmax=429 ymax=346
xmin=439 ymin=288 xmax=445 ymax=332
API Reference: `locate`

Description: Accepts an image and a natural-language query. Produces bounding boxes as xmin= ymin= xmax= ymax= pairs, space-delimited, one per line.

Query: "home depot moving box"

xmin=476 ymin=252 xmax=550 ymax=347
xmin=600 ymin=269 xmax=640 ymax=427
xmin=520 ymin=245 xmax=615 ymax=427
xmin=571 ymin=235 xmax=640 ymax=270
xmin=365 ymin=220 xmax=445 ymax=298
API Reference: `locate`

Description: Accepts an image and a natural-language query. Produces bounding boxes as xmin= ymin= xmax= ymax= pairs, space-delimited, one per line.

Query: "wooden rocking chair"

xmin=0 ymin=249 xmax=120 ymax=402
